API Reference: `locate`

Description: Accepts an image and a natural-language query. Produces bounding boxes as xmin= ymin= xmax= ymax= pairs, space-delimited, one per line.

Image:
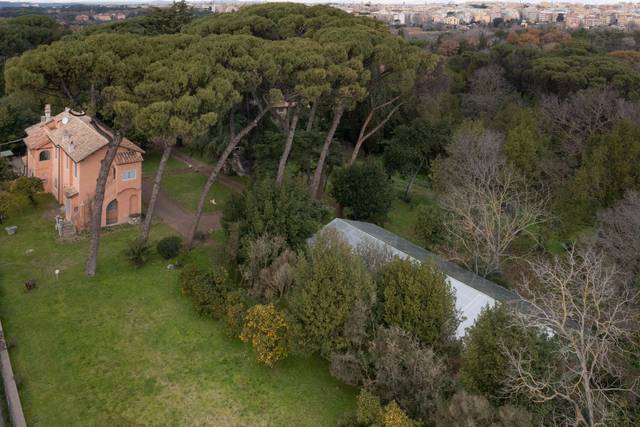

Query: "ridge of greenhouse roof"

xmin=327 ymin=218 xmax=528 ymax=310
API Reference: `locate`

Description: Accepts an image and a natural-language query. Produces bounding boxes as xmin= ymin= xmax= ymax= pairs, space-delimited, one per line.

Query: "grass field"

xmin=141 ymin=151 xmax=185 ymax=176
xmin=385 ymin=176 xmax=436 ymax=245
xmin=0 ymin=196 xmax=356 ymax=426
xmin=161 ymin=172 xmax=233 ymax=213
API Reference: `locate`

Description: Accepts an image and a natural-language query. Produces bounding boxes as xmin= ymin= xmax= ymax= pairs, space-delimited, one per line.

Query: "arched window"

xmin=39 ymin=150 xmax=50 ymax=161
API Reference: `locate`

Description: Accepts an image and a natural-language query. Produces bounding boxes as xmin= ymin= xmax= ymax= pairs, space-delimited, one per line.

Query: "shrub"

xmin=331 ymin=160 xmax=394 ymax=224
xmin=223 ymin=177 xmax=329 ymax=256
xmin=378 ymin=258 xmax=459 ymax=347
xmin=223 ymin=290 xmax=248 ymax=338
xmin=0 ymin=191 xmax=29 ymax=221
xmin=460 ymin=304 xmax=554 ymax=406
xmin=124 ymin=237 xmax=151 ymax=268
xmin=179 ymin=265 xmax=229 ymax=318
xmin=287 ymin=230 xmax=375 ymax=356
xmin=9 ymin=176 xmax=43 ymax=204
xmin=368 ymin=326 xmax=452 ymax=422
xmin=355 ymin=391 xmax=421 ymax=427
xmin=356 ymin=390 xmax=383 ymax=426
xmin=414 ymin=204 xmax=444 ymax=248
xmin=156 ymin=235 xmax=182 ymax=259
xmin=382 ymin=401 xmax=421 ymax=427
xmin=436 ymin=391 xmax=533 ymax=427
xmin=241 ymin=234 xmax=297 ymax=302
xmin=240 ymin=304 xmax=289 ymax=367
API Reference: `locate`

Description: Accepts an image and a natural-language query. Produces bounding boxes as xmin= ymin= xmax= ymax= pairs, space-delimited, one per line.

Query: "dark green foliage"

xmin=571 ymin=121 xmax=640 ymax=214
xmin=287 ymin=230 xmax=374 ymax=356
xmin=384 ymin=117 xmax=452 ymax=198
xmin=9 ymin=176 xmax=43 ymax=204
xmin=377 ymin=259 xmax=459 ymax=347
xmin=331 ymin=160 xmax=394 ymax=224
xmin=156 ymin=235 xmax=183 ymax=259
xmin=0 ymin=15 xmax=67 ymax=96
xmin=223 ymin=289 xmax=250 ymax=338
xmin=531 ymin=53 xmax=640 ymax=97
xmin=460 ymin=305 xmax=555 ymax=408
xmin=123 ymin=237 xmax=151 ymax=268
xmin=178 ymin=264 xmax=229 ymax=318
xmin=223 ymin=177 xmax=329 ymax=253
xmin=0 ymin=191 xmax=29 ymax=221
xmin=414 ymin=204 xmax=444 ymax=248
xmin=0 ymin=157 xmax=17 ymax=183
xmin=504 ymin=108 xmax=548 ymax=179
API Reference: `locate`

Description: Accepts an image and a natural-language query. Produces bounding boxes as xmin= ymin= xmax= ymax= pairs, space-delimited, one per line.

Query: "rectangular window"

xmin=65 ymin=155 xmax=69 ymax=169
xmin=74 ymin=162 xmax=78 ymax=178
xmin=122 ymin=170 xmax=136 ymax=181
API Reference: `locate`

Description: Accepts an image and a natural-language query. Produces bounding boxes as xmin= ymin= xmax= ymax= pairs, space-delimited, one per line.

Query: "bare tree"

xmin=540 ymin=87 xmax=637 ymax=167
xmin=505 ymin=247 xmax=639 ymax=427
xmin=594 ymin=191 xmax=640 ymax=285
xmin=436 ymin=123 xmax=547 ymax=277
xmin=462 ymin=65 xmax=516 ymax=121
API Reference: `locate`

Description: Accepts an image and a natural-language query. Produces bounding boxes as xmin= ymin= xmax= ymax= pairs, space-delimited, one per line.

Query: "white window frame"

xmin=122 ymin=170 xmax=136 ymax=181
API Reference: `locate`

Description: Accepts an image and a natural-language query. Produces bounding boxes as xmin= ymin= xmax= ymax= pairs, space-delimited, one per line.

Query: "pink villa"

xmin=24 ymin=105 xmax=144 ymax=232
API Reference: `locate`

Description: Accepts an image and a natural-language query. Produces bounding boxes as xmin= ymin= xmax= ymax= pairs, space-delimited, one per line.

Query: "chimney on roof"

xmin=44 ymin=104 xmax=51 ymax=121
xmin=63 ymin=130 xmax=72 ymax=150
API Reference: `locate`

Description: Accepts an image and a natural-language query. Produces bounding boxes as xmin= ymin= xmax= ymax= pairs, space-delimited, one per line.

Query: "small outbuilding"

xmin=320 ymin=218 xmax=528 ymax=337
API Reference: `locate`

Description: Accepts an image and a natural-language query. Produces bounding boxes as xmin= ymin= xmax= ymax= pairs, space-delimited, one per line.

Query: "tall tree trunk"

xmin=349 ymin=96 xmax=403 ymax=165
xmin=186 ymin=107 xmax=271 ymax=248
xmin=404 ymin=160 xmax=424 ymax=199
xmin=310 ymin=103 xmax=344 ymax=198
xmin=141 ymin=142 xmax=172 ymax=241
xmin=306 ymin=101 xmax=317 ymax=132
xmin=85 ymin=131 xmax=122 ymax=277
xmin=276 ymin=108 xmax=300 ymax=185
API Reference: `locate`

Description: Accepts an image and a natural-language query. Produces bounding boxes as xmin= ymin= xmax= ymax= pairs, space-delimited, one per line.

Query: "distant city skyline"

xmin=5 ymin=0 xmax=640 ymax=5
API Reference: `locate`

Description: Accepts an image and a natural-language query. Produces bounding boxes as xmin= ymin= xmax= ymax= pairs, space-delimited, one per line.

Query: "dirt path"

xmin=171 ymin=150 xmax=246 ymax=193
xmin=142 ymin=178 xmax=221 ymax=238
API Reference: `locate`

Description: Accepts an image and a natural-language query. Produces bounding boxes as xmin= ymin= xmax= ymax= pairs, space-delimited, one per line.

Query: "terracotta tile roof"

xmin=23 ymin=126 xmax=51 ymax=150
xmin=115 ymin=150 xmax=143 ymax=165
xmin=25 ymin=109 xmax=144 ymax=163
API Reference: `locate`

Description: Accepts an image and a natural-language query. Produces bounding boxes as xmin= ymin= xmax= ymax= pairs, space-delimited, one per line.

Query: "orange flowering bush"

xmin=240 ymin=304 xmax=289 ymax=367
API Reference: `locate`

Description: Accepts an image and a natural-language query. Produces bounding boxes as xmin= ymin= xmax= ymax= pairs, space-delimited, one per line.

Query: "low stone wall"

xmin=0 ymin=320 xmax=26 ymax=427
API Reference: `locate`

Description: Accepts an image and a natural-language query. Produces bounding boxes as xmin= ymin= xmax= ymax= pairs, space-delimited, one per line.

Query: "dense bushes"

xmin=0 ymin=176 xmax=42 ymax=221
xmin=378 ymin=259 xmax=458 ymax=347
xmin=287 ymin=230 xmax=375 ymax=356
xmin=460 ymin=305 xmax=555 ymax=409
xmin=179 ymin=265 xmax=229 ymax=318
xmin=223 ymin=177 xmax=329 ymax=257
xmin=331 ymin=160 xmax=394 ymax=224
xmin=156 ymin=235 xmax=182 ymax=259
xmin=0 ymin=191 xmax=28 ymax=222
xmin=10 ymin=176 xmax=43 ymax=203
xmin=240 ymin=304 xmax=289 ymax=367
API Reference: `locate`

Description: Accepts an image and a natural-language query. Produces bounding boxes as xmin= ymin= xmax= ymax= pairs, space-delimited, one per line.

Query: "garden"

xmin=0 ymin=195 xmax=356 ymax=425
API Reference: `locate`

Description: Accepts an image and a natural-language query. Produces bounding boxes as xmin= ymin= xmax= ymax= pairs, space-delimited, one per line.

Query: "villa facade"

xmin=23 ymin=105 xmax=144 ymax=231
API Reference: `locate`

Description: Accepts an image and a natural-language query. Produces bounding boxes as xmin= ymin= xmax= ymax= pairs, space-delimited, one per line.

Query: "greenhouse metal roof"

xmin=321 ymin=218 xmax=528 ymax=337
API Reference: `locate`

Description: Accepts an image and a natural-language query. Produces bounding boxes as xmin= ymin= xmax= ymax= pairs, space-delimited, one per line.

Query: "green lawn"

xmin=161 ymin=172 xmax=233 ymax=213
xmin=385 ymin=176 xmax=436 ymax=245
xmin=141 ymin=151 xmax=185 ymax=176
xmin=0 ymin=196 xmax=356 ymax=426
